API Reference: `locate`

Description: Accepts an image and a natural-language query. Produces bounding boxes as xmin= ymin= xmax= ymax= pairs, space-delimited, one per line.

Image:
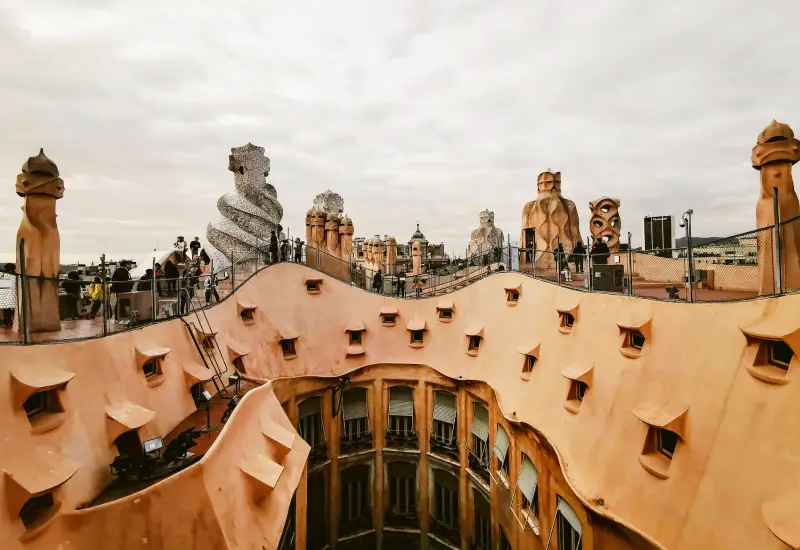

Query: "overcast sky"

xmin=1 ymin=1 xmax=799 ymax=264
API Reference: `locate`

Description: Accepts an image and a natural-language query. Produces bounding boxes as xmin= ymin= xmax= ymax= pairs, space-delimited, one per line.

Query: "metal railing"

xmin=3 ymin=214 xmax=800 ymax=346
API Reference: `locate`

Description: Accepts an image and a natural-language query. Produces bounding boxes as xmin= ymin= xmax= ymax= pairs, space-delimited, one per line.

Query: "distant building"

xmin=353 ymin=224 xmax=450 ymax=274
xmin=643 ymin=215 xmax=675 ymax=257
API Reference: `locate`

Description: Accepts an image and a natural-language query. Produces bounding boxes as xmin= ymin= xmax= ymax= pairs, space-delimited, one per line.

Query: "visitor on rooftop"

xmin=573 ymin=241 xmax=586 ymax=273
xmin=555 ymin=242 xmax=566 ymax=273
xmin=0 ymin=263 xmax=16 ymax=328
xmin=269 ymin=231 xmax=279 ymax=264
xmin=199 ymin=248 xmax=211 ymax=266
xmin=397 ymin=272 xmax=406 ymax=297
xmin=280 ymin=239 xmax=289 ymax=262
xmin=179 ymin=269 xmax=199 ymax=315
xmin=174 ymin=236 xmax=188 ymax=264
xmin=62 ymin=271 xmax=83 ymax=320
xmin=154 ymin=262 xmax=165 ymax=297
xmin=88 ymin=276 xmax=104 ymax=319
xmin=413 ymin=275 xmax=423 ymax=298
xmin=109 ymin=261 xmax=133 ymax=321
xmin=294 ymin=238 xmax=303 ymax=263
xmin=164 ymin=260 xmax=179 ymax=294
xmin=137 ymin=269 xmax=154 ymax=292
xmin=373 ymin=269 xmax=383 ymax=294
xmin=204 ymin=271 xmax=229 ymax=305
xmin=189 ymin=237 xmax=201 ymax=260
xmin=591 ymin=238 xmax=610 ymax=265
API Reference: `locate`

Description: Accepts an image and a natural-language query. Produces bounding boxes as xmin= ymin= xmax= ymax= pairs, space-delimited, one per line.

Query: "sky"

xmin=1 ymin=0 xmax=799 ymax=265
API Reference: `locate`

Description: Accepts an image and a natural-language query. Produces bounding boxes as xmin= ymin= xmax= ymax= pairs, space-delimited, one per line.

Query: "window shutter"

xmin=516 ymin=456 xmax=539 ymax=502
xmin=432 ymin=392 xmax=457 ymax=424
xmin=298 ymin=397 xmax=320 ymax=419
xmin=388 ymin=387 xmax=414 ymax=417
xmin=557 ymin=496 xmax=582 ymax=535
xmin=493 ymin=425 xmax=509 ymax=461
xmin=342 ymin=389 xmax=368 ymax=421
xmin=470 ymin=404 xmax=490 ymax=442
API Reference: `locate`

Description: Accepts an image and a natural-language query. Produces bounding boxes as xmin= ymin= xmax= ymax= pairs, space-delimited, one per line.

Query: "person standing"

xmin=110 ymin=261 xmax=133 ymax=321
xmin=413 ymin=275 xmax=423 ymax=298
xmin=280 ymin=239 xmax=289 ymax=262
xmin=0 ymin=263 xmax=17 ymax=328
xmin=397 ymin=272 xmax=406 ymax=298
xmin=204 ymin=271 xmax=229 ymax=305
xmin=189 ymin=237 xmax=201 ymax=260
xmin=572 ymin=241 xmax=586 ymax=274
xmin=372 ymin=269 xmax=383 ymax=294
xmin=62 ymin=271 xmax=83 ymax=320
xmin=294 ymin=238 xmax=303 ymax=262
xmin=269 ymin=231 xmax=279 ymax=264
xmin=164 ymin=260 xmax=179 ymax=295
xmin=174 ymin=236 xmax=188 ymax=264
xmin=88 ymin=276 xmax=104 ymax=319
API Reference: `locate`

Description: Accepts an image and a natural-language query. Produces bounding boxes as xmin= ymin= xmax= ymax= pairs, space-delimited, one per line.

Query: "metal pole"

xmin=101 ymin=254 xmax=108 ymax=336
xmin=532 ymin=245 xmax=537 ymax=279
xmin=627 ymin=232 xmax=633 ymax=296
xmin=18 ymin=239 xmax=30 ymax=344
xmin=773 ymin=187 xmax=783 ymax=295
xmin=151 ymin=257 xmax=157 ymax=319
xmin=230 ymin=249 xmax=235 ymax=293
xmin=586 ymin=237 xmax=592 ymax=291
xmin=556 ymin=236 xmax=562 ymax=286
xmin=681 ymin=210 xmax=694 ymax=303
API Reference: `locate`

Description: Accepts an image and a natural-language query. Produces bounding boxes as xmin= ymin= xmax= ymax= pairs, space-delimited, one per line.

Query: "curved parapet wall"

xmin=0 ymin=262 xmax=798 ymax=548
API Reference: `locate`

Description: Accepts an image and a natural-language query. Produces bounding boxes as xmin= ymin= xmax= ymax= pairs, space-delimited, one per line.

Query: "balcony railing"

xmin=340 ymin=431 xmax=373 ymax=455
xmin=385 ymin=509 xmax=418 ymax=530
xmin=308 ymin=441 xmax=328 ymax=468
xmin=467 ymin=450 xmax=491 ymax=485
xmin=429 ymin=435 xmax=459 ymax=461
xmin=385 ymin=429 xmax=419 ymax=451
xmin=430 ymin=516 xmax=460 ymax=548
xmin=340 ymin=512 xmax=373 ymax=538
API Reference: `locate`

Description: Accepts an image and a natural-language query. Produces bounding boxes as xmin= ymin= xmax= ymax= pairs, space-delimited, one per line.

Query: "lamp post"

xmin=679 ymin=210 xmax=694 ymax=302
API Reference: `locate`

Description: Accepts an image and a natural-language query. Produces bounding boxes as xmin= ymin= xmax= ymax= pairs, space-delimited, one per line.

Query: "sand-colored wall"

xmin=1 ymin=262 xmax=799 ymax=549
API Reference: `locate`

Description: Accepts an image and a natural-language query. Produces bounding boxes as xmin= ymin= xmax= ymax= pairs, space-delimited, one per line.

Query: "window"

xmin=142 ymin=359 xmax=159 ymax=378
xmin=23 ymin=391 xmax=48 ymax=418
xmin=473 ymin=490 xmax=491 ymax=550
xmin=468 ymin=335 xmax=482 ymax=352
xmin=387 ymin=386 xmax=414 ymax=437
xmin=201 ymin=335 xmax=215 ymax=350
xmin=114 ymin=430 xmax=142 ymax=456
xmin=298 ymin=397 xmax=325 ymax=450
xmin=506 ymin=289 xmax=520 ymax=303
xmin=410 ymin=330 xmax=424 ymax=344
xmin=431 ymin=391 xmax=457 ymax=447
xmin=340 ymin=465 xmax=371 ymax=531
xmin=557 ymin=497 xmax=582 ymax=550
xmin=515 ymin=454 xmax=539 ymax=524
xmin=19 ymin=492 xmax=55 ymax=530
xmin=382 ymin=314 xmax=396 ymax=325
xmin=342 ymin=388 xmax=370 ymax=443
xmin=388 ymin=462 xmax=416 ymax=518
xmin=576 ymin=381 xmax=588 ymax=401
xmin=240 ymin=308 xmax=254 ymax=322
xmin=306 ymin=280 xmax=321 ymax=293
xmin=439 ymin=308 xmax=453 ymax=320
xmin=620 ymin=326 xmax=647 ymax=358
xmin=768 ymin=340 xmax=793 ymax=370
xmin=470 ymin=403 xmax=490 ymax=470
xmin=280 ymin=338 xmax=296 ymax=358
xmin=232 ymin=356 xmax=246 ymax=374
xmin=493 ymin=425 xmax=510 ymax=481
xmin=349 ymin=330 xmax=363 ymax=345
xmin=630 ymin=331 xmax=645 ymax=350
xmin=433 ymin=470 xmax=459 ymax=529
xmin=657 ymin=428 xmax=679 ymax=458
xmin=563 ymin=312 xmax=575 ymax=328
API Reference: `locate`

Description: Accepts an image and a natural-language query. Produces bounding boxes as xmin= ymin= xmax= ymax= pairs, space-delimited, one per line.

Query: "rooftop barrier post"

xmin=101 ymin=254 xmax=108 ymax=336
xmin=18 ymin=239 xmax=30 ymax=344
xmin=680 ymin=210 xmax=695 ymax=302
xmin=151 ymin=257 xmax=157 ymax=319
xmin=230 ymin=248 xmax=235 ymax=293
xmin=556 ymin=236 xmax=562 ymax=286
xmin=586 ymin=237 xmax=592 ymax=291
xmin=773 ymin=187 xmax=783 ymax=295
xmin=627 ymin=232 xmax=633 ymax=296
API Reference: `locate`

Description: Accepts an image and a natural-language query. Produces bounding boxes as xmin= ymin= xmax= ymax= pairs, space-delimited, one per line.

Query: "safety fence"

xmin=1 ymin=215 xmax=799 ymax=346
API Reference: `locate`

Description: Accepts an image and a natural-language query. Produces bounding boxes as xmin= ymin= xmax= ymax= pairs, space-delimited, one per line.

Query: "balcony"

xmin=340 ymin=431 xmax=373 ymax=455
xmin=385 ymin=429 xmax=419 ymax=451
xmin=340 ymin=512 xmax=373 ymax=538
xmin=308 ymin=441 xmax=328 ymax=468
xmin=430 ymin=516 xmax=461 ymax=548
xmin=385 ymin=509 xmax=418 ymax=530
xmin=429 ymin=435 xmax=459 ymax=462
xmin=467 ymin=451 xmax=491 ymax=485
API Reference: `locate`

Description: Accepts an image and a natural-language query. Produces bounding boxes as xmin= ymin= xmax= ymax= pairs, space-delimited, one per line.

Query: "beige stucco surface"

xmin=1 ymin=262 xmax=798 ymax=549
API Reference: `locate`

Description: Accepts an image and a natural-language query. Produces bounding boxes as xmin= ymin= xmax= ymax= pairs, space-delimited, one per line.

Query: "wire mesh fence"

xmin=3 ymin=217 xmax=798 ymax=345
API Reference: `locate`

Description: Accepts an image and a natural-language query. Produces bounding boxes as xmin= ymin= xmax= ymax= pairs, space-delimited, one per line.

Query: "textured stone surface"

xmin=206 ymin=143 xmax=283 ymax=268
xmin=312 ymin=190 xmax=344 ymax=214
xmin=468 ymin=209 xmax=504 ymax=257
xmin=589 ymin=197 xmax=622 ymax=252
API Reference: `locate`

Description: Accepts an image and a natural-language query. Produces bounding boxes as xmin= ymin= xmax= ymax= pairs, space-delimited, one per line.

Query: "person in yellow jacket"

xmin=88 ymin=276 xmax=104 ymax=319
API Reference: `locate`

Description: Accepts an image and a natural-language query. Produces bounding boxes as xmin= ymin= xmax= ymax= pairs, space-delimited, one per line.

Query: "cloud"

xmin=0 ymin=0 xmax=799 ymax=264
